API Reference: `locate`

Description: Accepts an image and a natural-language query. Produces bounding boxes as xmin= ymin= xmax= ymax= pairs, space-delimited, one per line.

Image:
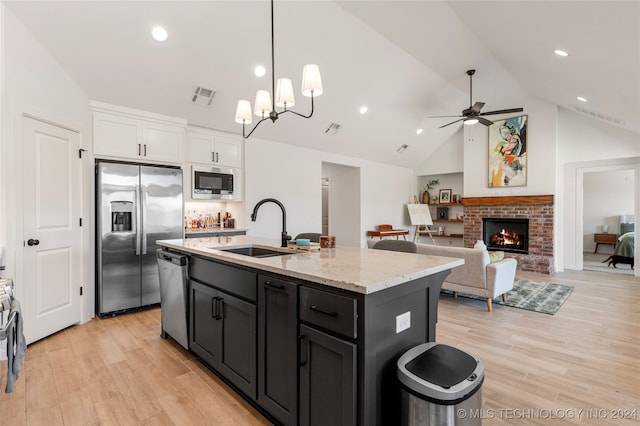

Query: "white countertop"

xmin=158 ymin=235 xmax=464 ymax=295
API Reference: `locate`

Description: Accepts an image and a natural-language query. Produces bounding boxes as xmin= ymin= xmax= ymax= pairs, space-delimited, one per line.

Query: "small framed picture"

xmin=438 ymin=189 xmax=452 ymax=204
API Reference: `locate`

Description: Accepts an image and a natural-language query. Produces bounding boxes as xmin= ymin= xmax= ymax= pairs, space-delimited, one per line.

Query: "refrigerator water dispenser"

xmin=111 ymin=201 xmax=133 ymax=232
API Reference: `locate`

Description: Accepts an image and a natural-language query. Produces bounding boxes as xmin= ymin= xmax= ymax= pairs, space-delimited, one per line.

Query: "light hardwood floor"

xmin=1 ymin=269 xmax=638 ymax=425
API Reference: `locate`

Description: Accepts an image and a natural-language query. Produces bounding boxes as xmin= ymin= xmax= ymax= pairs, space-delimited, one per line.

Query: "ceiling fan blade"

xmin=428 ymin=114 xmax=464 ymax=118
xmin=470 ymin=102 xmax=485 ymax=114
xmin=439 ymin=118 xmax=465 ymax=128
xmin=477 ymin=117 xmax=493 ymax=126
xmin=479 ymin=107 xmax=524 ymax=116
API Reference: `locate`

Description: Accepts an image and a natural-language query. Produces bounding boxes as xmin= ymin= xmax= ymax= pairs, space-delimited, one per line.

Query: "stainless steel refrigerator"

xmin=97 ymin=161 xmax=183 ymax=316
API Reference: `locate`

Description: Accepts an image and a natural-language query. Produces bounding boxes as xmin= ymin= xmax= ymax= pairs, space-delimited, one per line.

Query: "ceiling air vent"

xmin=191 ymin=86 xmax=216 ymax=108
xmin=324 ymin=122 xmax=342 ymax=135
xmin=573 ymin=106 xmax=626 ymax=127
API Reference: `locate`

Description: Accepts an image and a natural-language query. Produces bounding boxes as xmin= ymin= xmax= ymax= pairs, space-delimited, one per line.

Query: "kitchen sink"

xmin=217 ymin=245 xmax=293 ymax=258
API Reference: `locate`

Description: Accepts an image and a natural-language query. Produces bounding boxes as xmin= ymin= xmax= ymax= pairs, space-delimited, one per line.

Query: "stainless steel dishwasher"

xmin=157 ymin=249 xmax=189 ymax=350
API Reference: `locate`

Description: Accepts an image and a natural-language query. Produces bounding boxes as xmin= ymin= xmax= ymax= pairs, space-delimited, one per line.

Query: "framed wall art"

xmin=488 ymin=115 xmax=528 ymax=187
xmin=438 ymin=189 xmax=452 ymax=204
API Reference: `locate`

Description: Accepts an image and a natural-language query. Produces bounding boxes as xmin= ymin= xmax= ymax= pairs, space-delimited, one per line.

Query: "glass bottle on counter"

xmin=191 ymin=210 xmax=199 ymax=229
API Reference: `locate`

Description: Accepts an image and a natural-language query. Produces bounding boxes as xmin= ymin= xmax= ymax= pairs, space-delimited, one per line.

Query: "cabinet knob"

xmin=27 ymin=238 xmax=40 ymax=246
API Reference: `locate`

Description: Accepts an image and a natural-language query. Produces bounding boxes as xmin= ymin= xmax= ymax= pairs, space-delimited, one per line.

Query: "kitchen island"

xmin=157 ymin=236 xmax=463 ymax=426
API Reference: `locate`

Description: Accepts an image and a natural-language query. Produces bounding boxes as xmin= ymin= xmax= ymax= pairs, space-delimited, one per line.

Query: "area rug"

xmin=441 ymin=279 xmax=574 ymax=315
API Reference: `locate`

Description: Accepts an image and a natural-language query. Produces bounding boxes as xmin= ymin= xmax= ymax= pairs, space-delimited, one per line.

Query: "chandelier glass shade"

xmin=235 ymin=0 xmax=323 ymax=139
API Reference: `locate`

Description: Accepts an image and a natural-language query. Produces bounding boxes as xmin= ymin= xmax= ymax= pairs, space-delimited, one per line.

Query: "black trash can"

xmin=397 ymin=342 xmax=484 ymax=426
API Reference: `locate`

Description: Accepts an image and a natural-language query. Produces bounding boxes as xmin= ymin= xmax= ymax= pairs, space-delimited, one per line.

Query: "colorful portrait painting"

xmin=488 ymin=115 xmax=527 ymax=187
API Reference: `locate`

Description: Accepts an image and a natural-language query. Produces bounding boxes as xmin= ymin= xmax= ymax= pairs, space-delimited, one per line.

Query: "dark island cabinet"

xmin=257 ymin=275 xmax=298 ymax=425
xmin=299 ymin=285 xmax=358 ymax=426
xmin=188 ymin=257 xmax=258 ymax=399
xmin=182 ymin=254 xmax=449 ymax=426
xmin=299 ymin=324 xmax=357 ymax=426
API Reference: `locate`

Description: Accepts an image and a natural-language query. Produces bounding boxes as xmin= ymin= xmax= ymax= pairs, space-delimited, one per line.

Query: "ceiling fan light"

xmin=302 ymin=64 xmax=323 ymax=97
xmin=275 ymin=78 xmax=296 ymax=108
xmin=464 ymin=118 xmax=479 ymax=125
xmin=254 ymin=90 xmax=272 ymax=117
xmin=235 ymin=100 xmax=252 ymax=124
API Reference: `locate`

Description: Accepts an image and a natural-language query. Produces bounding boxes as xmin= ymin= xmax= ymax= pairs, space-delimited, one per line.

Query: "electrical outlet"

xmin=396 ymin=311 xmax=411 ymax=334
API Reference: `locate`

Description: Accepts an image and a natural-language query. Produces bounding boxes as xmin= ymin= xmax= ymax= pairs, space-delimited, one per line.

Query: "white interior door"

xmin=22 ymin=116 xmax=81 ymax=343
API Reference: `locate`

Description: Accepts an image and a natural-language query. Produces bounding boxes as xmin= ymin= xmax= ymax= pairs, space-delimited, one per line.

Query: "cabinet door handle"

xmin=212 ymin=296 xmax=223 ymax=320
xmin=138 ymin=143 xmax=141 ymax=156
xmin=299 ymin=335 xmax=308 ymax=366
xmin=216 ymin=152 xmax=219 ymax=162
xmin=264 ymin=281 xmax=285 ymax=290
xmin=212 ymin=152 xmax=215 ymax=162
xmin=144 ymin=144 xmax=147 ymax=156
xmin=310 ymin=304 xmax=338 ymax=317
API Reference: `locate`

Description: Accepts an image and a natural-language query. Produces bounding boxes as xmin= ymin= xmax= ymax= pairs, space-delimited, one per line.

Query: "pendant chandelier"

xmin=234 ymin=0 xmax=323 ymax=139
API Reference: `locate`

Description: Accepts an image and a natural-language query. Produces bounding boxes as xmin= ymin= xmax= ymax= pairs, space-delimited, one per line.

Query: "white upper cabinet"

xmin=93 ymin=112 xmax=142 ymax=159
xmin=186 ymin=127 xmax=242 ymax=168
xmin=91 ymin=101 xmax=186 ymax=164
xmin=143 ymin=121 xmax=185 ymax=163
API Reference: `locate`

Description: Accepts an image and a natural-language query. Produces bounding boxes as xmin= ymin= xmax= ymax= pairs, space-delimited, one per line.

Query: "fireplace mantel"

xmin=462 ymin=195 xmax=553 ymax=207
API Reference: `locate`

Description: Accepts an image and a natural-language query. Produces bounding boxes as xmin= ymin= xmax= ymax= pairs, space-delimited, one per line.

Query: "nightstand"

xmin=594 ymin=233 xmax=618 ymax=253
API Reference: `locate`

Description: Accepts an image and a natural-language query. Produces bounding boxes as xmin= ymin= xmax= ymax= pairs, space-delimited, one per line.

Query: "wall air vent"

xmin=324 ymin=122 xmax=342 ymax=135
xmin=191 ymin=86 xmax=216 ymax=108
xmin=573 ymin=106 xmax=626 ymax=127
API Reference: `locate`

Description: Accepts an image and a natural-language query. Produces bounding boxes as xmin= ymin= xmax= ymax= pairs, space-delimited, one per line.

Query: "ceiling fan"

xmin=429 ymin=69 xmax=524 ymax=128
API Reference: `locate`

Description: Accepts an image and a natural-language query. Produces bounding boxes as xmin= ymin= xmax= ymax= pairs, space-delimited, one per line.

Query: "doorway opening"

xmin=321 ymin=178 xmax=329 ymax=236
xmin=321 ymin=162 xmax=361 ymax=247
xmin=582 ymin=168 xmax=635 ymax=276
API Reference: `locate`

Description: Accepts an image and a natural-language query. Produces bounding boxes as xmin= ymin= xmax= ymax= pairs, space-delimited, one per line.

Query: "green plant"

xmin=424 ymin=179 xmax=439 ymax=190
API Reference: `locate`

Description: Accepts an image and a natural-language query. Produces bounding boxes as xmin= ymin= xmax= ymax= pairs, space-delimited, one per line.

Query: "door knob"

xmin=27 ymin=239 xmax=40 ymax=246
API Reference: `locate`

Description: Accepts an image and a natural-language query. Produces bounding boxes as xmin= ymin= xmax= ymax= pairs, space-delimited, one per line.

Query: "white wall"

xmin=583 ymin=170 xmax=634 ymax=253
xmin=462 ymin=98 xmax=558 ymax=197
xmin=244 ymin=137 xmax=414 ymax=247
xmin=1 ymin=7 xmax=91 ymax=317
xmin=558 ymin=108 xmax=640 ymax=162
xmin=414 ymin=127 xmax=464 ymax=176
xmin=558 ymin=107 xmax=640 ymax=274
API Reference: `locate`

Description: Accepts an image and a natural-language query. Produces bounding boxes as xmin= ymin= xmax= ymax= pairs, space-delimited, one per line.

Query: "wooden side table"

xmin=366 ymin=229 xmax=409 ymax=240
xmin=594 ymin=233 xmax=618 ymax=253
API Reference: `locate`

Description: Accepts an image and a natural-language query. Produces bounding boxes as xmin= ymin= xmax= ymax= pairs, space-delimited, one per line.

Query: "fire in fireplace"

xmin=482 ymin=218 xmax=529 ymax=254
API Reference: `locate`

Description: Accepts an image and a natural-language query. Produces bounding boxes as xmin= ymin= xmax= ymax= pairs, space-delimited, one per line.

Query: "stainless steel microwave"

xmin=192 ymin=166 xmax=235 ymax=200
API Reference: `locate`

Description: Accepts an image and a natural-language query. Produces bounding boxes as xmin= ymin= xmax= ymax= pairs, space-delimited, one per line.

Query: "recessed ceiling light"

xmin=151 ymin=26 xmax=168 ymax=42
xmin=416 ymin=128 xmax=423 ymax=135
xmin=577 ymin=96 xmax=588 ymax=102
xmin=359 ymin=106 xmax=368 ymax=114
xmin=554 ymin=49 xmax=569 ymax=57
xmin=254 ymin=66 xmax=266 ymax=77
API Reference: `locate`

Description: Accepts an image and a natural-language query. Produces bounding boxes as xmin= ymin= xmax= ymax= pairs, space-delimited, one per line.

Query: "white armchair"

xmin=415 ymin=243 xmax=517 ymax=312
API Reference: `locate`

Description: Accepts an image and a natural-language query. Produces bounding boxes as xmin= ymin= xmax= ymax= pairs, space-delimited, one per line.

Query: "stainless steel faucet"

xmin=250 ymin=198 xmax=291 ymax=247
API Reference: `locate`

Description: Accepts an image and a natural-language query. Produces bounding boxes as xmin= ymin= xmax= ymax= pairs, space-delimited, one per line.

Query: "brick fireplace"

xmin=462 ymin=195 xmax=554 ymax=274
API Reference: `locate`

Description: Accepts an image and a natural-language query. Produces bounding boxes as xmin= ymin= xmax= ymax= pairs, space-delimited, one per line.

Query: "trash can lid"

xmin=397 ymin=342 xmax=484 ymax=402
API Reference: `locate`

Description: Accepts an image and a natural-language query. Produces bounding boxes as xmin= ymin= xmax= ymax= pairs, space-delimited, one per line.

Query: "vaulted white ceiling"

xmin=5 ymin=1 xmax=639 ymax=168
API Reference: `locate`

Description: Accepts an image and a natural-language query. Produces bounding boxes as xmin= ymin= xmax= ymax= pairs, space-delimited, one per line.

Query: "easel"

xmin=407 ymin=200 xmax=435 ymax=244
